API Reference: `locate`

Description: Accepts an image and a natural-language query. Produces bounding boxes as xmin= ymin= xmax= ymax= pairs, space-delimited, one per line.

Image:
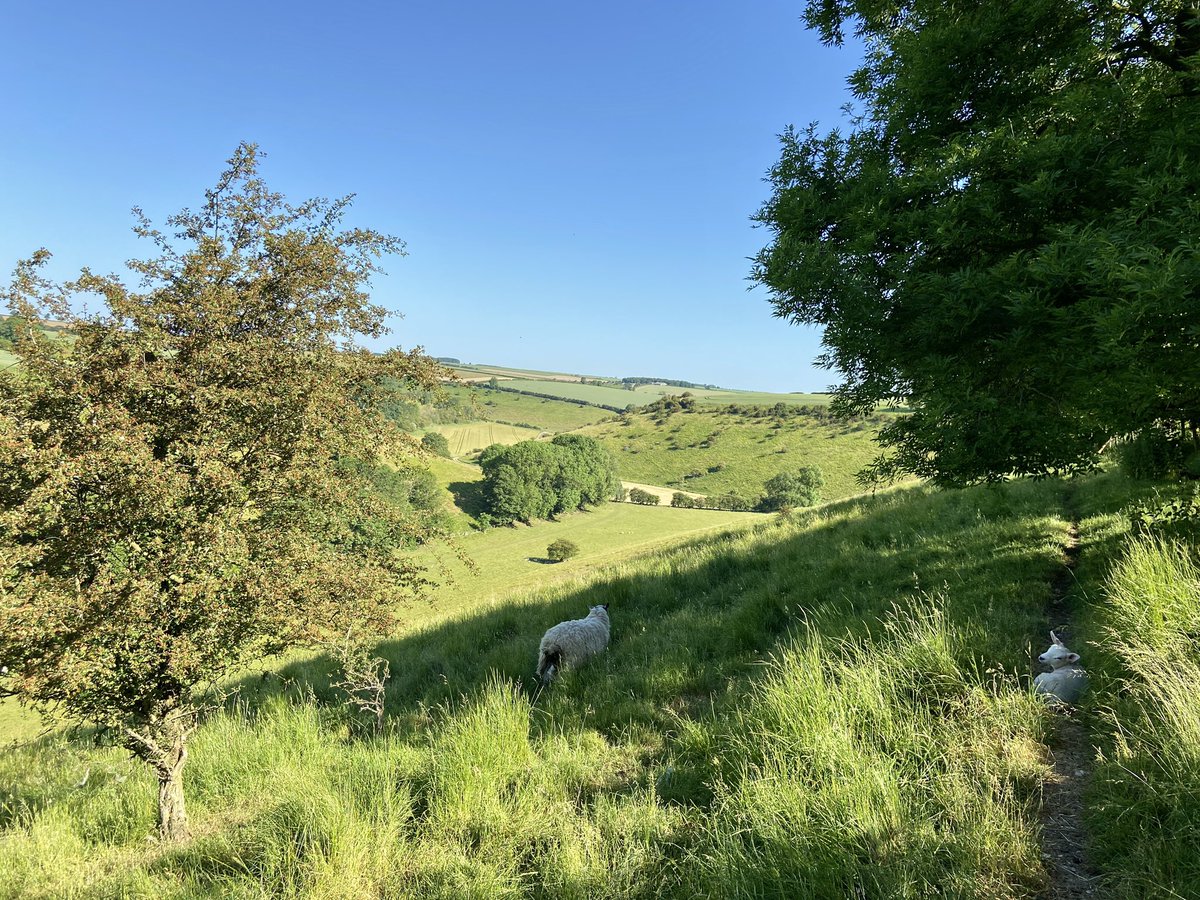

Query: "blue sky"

xmin=1 ymin=1 xmax=862 ymax=392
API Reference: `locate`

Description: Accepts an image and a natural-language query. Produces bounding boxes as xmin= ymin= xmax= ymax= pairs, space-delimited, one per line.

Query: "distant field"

xmin=437 ymin=383 xmax=616 ymax=431
xmin=0 ymin=348 xmax=17 ymax=369
xmin=408 ymin=501 xmax=763 ymax=624
xmin=581 ymin=408 xmax=889 ymax=502
xmin=499 ymin=378 xmax=643 ymax=408
xmin=425 ymin=421 xmax=542 ymax=457
xmin=686 ymin=390 xmax=837 ymax=406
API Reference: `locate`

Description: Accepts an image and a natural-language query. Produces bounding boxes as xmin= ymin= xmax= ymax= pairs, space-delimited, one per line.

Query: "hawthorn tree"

xmin=0 ymin=144 xmax=446 ymax=840
xmin=753 ymin=0 xmax=1200 ymax=485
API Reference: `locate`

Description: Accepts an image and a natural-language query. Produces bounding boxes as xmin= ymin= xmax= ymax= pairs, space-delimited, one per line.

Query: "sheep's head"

xmin=1038 ymin=631 xmax=1080 ymax=670
xmin=589 ymin=604 xmax=609 ymax=618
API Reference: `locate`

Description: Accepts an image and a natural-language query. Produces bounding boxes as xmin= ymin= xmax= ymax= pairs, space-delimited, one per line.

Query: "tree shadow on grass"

xmin=446 ymin=478 xmax=488 ymax=520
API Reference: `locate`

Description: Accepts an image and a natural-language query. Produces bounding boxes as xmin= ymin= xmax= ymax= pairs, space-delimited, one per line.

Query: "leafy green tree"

xmin=421 ymin=430 xmax=451 ymax=457
xmin=753 ymin=1 xmax=1200 ymax=485
xmin=0 ymin=144 xmax=446 ymax=840
xmin=480 ymin=436 xmax=617 ymax=524
xmin=761 ymin=466 xmax=824 ymax=511
xmin=546 ymin=538 xmax=579 ymax=562
xmin=0 ymin=314 xmax=28 ymax=350
xmin=628 ymin=487 xmax=660 ymax=506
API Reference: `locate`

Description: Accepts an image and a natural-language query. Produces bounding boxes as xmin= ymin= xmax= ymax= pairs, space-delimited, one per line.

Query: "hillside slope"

xmin=2 ymin=473 xmax=1192 ymax=897
xmin=580 ymin=406 xmax=890 ymax=503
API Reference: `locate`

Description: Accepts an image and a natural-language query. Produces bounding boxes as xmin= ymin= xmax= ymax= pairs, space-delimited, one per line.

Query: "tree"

xmin=0 ymin=144 xmax=447 ymax=840
xmin=628 ymin=487 xmax=660 ymax=506
xmin=546 ymin=538 xmax=579 ymax=562
xmin=753 ymin=1 xmax=1200 ymax=486
xmin=421 ymin=430 xmax=451 ymax=457
xmin=761 ymin=466 xmax=824 ymax=511
xmin=479 ymin=436 xmax=618 ymax=524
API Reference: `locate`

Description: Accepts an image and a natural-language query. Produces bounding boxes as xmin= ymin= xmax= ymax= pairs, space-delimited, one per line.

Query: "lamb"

xmin=1034 ymin=630 xmax=1089 ymax=704
xmin=536 ymin=604 xmax=610 ymax=684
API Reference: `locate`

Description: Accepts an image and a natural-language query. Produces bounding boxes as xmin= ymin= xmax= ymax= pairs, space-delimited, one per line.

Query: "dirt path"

xmin=1038 ymin=509 xmax=1103 ymax=899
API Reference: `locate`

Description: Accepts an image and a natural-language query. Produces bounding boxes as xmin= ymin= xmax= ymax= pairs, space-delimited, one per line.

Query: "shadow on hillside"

xmin=446 ymin=479 xmax=488 ymax=520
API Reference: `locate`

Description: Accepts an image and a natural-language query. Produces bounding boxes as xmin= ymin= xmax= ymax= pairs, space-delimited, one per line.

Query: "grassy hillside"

xmin=3 ymin=468 xmax=1195 ymax=897
xmin=0 ymin=476 xmax=1086 ymax=897
xmin=581 ymin=407 xmax=889 ymax=503
xmin=410 ymin=502 xmax=764 ymax=625
xmin=437 ymin=383 xmax=615 ymax=431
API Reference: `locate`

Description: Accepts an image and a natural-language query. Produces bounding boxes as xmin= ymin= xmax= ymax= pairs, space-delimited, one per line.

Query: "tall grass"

xmin=0 ymin=479 xmax=1076 ymax=897
xmin=1088 ymin=534 xmax=1200 ymax=897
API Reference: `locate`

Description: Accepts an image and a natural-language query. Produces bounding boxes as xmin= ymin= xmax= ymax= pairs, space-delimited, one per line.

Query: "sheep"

xmin=536 ymin=604 xmax=610 ymax=684
xmin=1034 ymin=630 xmax=1089 ymax=704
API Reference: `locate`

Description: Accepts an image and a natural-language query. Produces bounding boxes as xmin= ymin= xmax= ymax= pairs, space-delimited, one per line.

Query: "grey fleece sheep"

xmin=536 ymin=604 xmax=610 ymax=683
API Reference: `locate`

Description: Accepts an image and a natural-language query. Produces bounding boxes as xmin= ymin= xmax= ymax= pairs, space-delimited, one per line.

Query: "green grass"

xmin=408 ymin=502 xmax=765 ymax=624
xmin=496 ymin=378 xmax=646 ymax=408
xmin=1063 ymin=475 xmax=1200 ymax=898
xmin=0 ymin=476 xmax=1088 ymax=897
xmin=423 ymin=421 xmax=542 ymax=457
xmin=0 ymin=348 xmax=19 ymax=370
xmin=437 ymin=382 xmax=616 ymax=431
xmin=4 ymin=472 xmax=1193 ymax=897
xmin=580 ymin=407 xmax=889 ymax=502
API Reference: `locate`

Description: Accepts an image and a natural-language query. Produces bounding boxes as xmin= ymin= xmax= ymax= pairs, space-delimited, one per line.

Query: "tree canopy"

xmin=479 ymin=435 xmax=618 ymax=523
xmin=753 ymin=0 xmax=1200 ymax=485
xmin=0 ymin=144 xmax=446 ymax=839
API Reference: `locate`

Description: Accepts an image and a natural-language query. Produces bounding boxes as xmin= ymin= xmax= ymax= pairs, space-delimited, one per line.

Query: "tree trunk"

xmin=154 ymin=730 xmax=190 ymax=841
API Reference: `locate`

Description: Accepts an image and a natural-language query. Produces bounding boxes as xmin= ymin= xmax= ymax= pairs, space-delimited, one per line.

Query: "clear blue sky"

xmin=1 ymin=1 xmax=862 ymax=392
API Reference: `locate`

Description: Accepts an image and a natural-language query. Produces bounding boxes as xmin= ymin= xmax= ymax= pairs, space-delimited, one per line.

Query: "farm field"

xmin=408 ymin=501 xmax=764 ymax=625
xmin=0 ymin=348 xmax=17 ymax=369
xmin=424 ymin=421 xmax=542 ymax=457
xmin=581 ymin=407 xmax=889 ymax=502
xmin=436 ymin=383 xmax=615 ymax=431
xmin=497 ymin=378 xmax=644 ymax=408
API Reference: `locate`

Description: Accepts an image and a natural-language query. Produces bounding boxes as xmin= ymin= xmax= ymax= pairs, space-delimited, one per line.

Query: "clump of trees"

xmin=671 ymin=492 xmax=752 ymax=511
xmin=760 ymin=466 xmax=825 ymax=511
xmin=627 ymin=487 xmax=660 ymax=505
xmin=479 ymin=435 xmax=618 ymax=524
xmin=753 ymin=1 xmax=1200 ymax=485
xmin=421 ymin=431 xmax=451 ymax=457
xmin=0 ymin=144 xmax=447 ymax=840
xmin=546 ymin=539 xmax=580 ymax=562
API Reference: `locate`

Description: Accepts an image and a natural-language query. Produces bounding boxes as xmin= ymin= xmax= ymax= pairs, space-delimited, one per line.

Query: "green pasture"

xmin=2 ymin=472 xmax=1197 ymax=895
xmin=437 ymin=383 xmax=615 ymax=431
xmin=1 ymin=473 xmax=1101 ymax=897
xmin=0 ymin=348 xmax=17 ymax=369
xmin=409 ymin=501 xmax=764 ymax=626
xmin=497 ymin=378 xmax=643 ymax=408
xmin=424 ymin=421 xmax=542 ymax=457
xmin=455 ymin=363 xmax=614 ymax=381
xmin=581 ymin=408 xmax=888 ymax=502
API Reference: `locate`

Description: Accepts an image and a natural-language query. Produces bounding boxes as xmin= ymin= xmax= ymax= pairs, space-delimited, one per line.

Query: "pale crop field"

xmin=425 ymin=422 xmax=543 ymax=457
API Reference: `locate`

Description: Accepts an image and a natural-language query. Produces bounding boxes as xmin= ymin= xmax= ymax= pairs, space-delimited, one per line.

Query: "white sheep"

xmin=536 ymin=604 xmax=610 ymax=684
xmin=1034 ymin=630 xmax=1089 ymax=704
